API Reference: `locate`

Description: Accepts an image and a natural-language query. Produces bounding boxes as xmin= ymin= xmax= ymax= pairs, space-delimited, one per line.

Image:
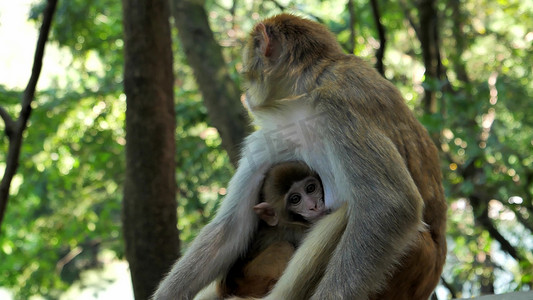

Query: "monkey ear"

xmin=253 ymin=202 xmax=279 ymax=226
xmin=256 ymin=23 xmax=275 ymax=58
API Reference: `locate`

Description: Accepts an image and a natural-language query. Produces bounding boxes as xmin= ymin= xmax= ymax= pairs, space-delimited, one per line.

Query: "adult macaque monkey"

xmin=155 ymin=14 xmax=446 ymax=300
xmin=217 ymin=161 xmax=328 ymax=298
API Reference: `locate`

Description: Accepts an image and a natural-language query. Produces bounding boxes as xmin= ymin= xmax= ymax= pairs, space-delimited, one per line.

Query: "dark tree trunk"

xmin=346 ymin=0 xmax=356 ymax=53
xmin=370 ymin=0 xmax=386 ymax=76
xmin=121 ymin=0 xmax=179 ymax=298
xmin=448 ymin=0 xmax=470 ymax=84
xmin=171 ymin=0 xmax=252 ymax=167
xmin=418 ymin=0 xmax=443 ymax=114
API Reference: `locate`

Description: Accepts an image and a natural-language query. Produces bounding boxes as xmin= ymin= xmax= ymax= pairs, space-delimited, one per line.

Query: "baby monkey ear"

xmin=253 ymin=202 xmax=279 ymax=226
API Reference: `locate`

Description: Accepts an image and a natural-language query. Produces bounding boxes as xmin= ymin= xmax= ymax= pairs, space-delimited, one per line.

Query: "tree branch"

xmin=369 ymin=0 xmax=386 ymax=75
xmin=509 ymin=204 xmax=533 ymax=234
xmin=0 ymin=0 xmax=58 ymax=232
xmin=440 ymin=276 xmax=458 ymax=299
xmin=417 ymin=0 xmax=440 ymax=114
xmin=0 ymin=106 xmax=15 ymax=139
xmin=398 ymin=0 xmax=421 ymax=41
xmin=447 ymin=0 xmax=470 ymax=84
xmin=268 ymin=0 xmax=286 ymax=10
xmin=453 ymin=156 xmax=529 ymax=264
xmin=470 ymin=194 xmax=525 ymax=262
xmin=347 ymin=0 xmax=356 ymax=54
xmin=171 ymin=0 xmax=251 ymax=167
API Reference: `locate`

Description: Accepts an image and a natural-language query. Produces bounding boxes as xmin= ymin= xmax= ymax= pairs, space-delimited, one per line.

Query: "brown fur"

xmin=153 ymin=14 xmax=446 ymax=300
xmin=244 ymin=14 xmax=447 ymax=300
xmin=218 ymin=241 xmax=294 ymax=298
xmin=260 ymin=161 xmax=321 ymax=226
xmin=218 ymin=162 xmax=321 ymax=298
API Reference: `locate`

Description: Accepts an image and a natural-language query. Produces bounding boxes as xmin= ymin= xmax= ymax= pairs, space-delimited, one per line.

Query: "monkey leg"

xmin=370 ymin=230 xmax=446 ymax=300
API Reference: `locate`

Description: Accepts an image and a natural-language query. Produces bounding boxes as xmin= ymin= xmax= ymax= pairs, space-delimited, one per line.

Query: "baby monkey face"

xmin=285 ymin=176 xmax=326 ymax=223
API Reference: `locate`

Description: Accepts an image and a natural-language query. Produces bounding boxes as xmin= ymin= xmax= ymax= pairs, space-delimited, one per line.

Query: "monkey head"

xmin=254 ymin=162 xmax=326 ymax=226
xmin=242 ymin=14 xmax=343 ymax=111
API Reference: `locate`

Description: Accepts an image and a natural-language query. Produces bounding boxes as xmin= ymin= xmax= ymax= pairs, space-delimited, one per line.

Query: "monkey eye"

xmin=306 ymin=183 xmax=316 ymax=194
xmin=288 ymin=194 xmax=301 ymax=205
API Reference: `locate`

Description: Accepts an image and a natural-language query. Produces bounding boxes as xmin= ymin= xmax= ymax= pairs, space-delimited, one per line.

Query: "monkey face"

xmin=285 ymin=176 xmax=327 ymax=223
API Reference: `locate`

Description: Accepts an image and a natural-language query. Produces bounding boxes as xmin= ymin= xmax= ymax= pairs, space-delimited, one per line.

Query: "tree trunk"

xmin=369 ymin=0 xmax=386 ymax=76
xmin=121 ymin=0 xmax=179 ymax=298
xmin=171 ymin=0 xmax=251 ymax=167
xmin=418 ymin=0 xmax=443 ymax=114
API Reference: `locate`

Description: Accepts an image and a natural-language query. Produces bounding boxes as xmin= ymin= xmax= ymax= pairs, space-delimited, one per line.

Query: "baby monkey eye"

xmin=288 ymin=194 xmax=302 ymax=205
xmin=306 ymin=183 xmax=316 ymax=194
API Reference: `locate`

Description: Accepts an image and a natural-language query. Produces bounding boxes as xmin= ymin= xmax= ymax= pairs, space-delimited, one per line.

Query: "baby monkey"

xmin=217 ymin=161 xmax=328 ymax=298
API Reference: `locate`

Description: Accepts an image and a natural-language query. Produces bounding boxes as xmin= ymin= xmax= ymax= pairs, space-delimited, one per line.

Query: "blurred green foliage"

xmin=0 ymin=0 xmax=531 ymax=299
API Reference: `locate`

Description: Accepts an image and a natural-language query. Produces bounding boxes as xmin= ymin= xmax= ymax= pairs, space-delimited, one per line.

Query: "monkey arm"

xmin=154 ymin=133 xmax=276 ymax=300
xmin=320 ymin=127 xmax=423 ymax=298
xmin=153 ymin=188 xmax=259 ymax=300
